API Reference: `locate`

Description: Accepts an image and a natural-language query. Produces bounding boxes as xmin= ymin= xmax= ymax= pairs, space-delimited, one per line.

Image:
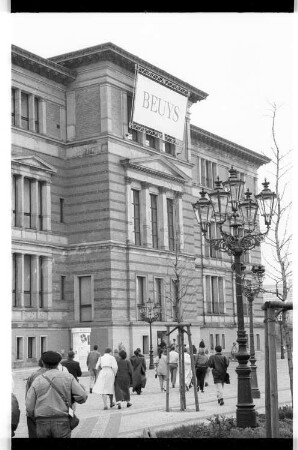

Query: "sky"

xmin=0 ymin=12 xmax=296 ymax=441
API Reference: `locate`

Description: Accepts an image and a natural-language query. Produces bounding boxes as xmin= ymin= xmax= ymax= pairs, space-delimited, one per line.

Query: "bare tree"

xmin=261 ymin=102 xmax=293 ymax=401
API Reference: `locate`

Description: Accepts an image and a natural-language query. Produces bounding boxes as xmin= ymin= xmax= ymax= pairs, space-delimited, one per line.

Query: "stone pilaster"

xmin=15 ymin=253 xmax=24 ymax=307
xmin=31 ymin=255 xmax=39 ymax=308
xmin=100 ymin=84 xmax=112 ymax=134
xmin=28 ymin=94 xmax=35 ymax=132
xmin=140 ymin=182 xmax=152 ymax=247
xmin=30 ymin=179 xmax=38 ymax=230
xmin=125 ymin=177 xmax=134 ymax=244
xmin=175 ymin=192 xmax=184 ymax=251
xmin=158 ymin=187 xmax=168 ymax=250
xmin=42 ymin=182 xmax=51 ymax=231
xmin=66 ymin=91 xmax=75 ymax=141
xmin=43 ymin=257 xmax=52 ymax=308
xmin=39 ymin=99 xmax=47 ymax=135
xmin=15 ymin=175 xmax=24 ymax=228
xmin=15 ymin=89 xmax=22 ymax=128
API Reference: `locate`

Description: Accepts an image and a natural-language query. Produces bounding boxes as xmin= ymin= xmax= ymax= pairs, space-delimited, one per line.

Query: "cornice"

xmin=121 ymin=159 xmax=186 ymax=184
xmin=48 ymin=42 xmax=208 ymax=104
xmin=12 ymin=45 xmax=76 ymax=85
xmin=190 ymin=124 xmax=271 ymax=166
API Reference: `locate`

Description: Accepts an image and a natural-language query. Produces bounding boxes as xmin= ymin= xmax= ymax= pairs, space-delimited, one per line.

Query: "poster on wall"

xmin=131 ymin=66 xmax=189 ymax=145
xmin=71 ymin=327 xmax=91 ymax=372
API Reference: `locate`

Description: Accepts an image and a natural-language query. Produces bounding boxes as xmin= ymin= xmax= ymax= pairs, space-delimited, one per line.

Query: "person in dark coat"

xmin=199 ymin=339 xmax=205 ymax=349
xmin=11 ymin=393 xmax=20 ymax=438
xmin=130 ymin=349 xmax=146 ymax=395
xmin=61 ymin=350 xmax=82 ymax=381
xmin=25 ymin=357 xmax=47 ymax=438
xmin=208 ymin=345 xmax=229 ymax=405
xmin=194 ymin=347 xmax=209 ymax=392
xmin=114 ymin=350 xmax=133 ymax=409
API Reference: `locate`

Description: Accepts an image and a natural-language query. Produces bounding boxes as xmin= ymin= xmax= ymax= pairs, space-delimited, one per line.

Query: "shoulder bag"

xmin=225 ymin=372 xmax=230 ymax=384
xmin=42 ymin=374 xmax=79 ymax=430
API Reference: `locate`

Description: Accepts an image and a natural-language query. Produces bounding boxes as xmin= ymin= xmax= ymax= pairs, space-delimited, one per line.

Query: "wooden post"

xmin=177 ymin=328 xmax=184 ymax=410
xmin=187 ymin=325 xmax=199 ymax=411
xmin=181 ymin=327 xmax=186 ymax=410
xmin=166 ymin=325 xmax=170 ymax=412
xmin=267 ymin=307 xmax=279 ymax=438
xmin=264 ymin=308 xmax=271 ymax=438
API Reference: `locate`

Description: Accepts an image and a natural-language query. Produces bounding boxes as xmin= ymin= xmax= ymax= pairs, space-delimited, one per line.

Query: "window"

xmin=215 ymin=334 xmax=220 ymax=347
xmin=145 ymin=133 xmax=157 ymax=149
xmin=200 ymin=158 xmax=217 ymax=188
xmin=24 ymin=178 xmax=32 ymax=228
xmin=256 ymin=334 xmax=260 ymax=351
xmin=165 ymin=140 xmax=175 ymax=156
xmin=127 ymin=94 xmax=137 ymax=142
xmin=222 ymin=334 xmax=226 ymax=349
xmin=210 ymin=334 xmax=214 ymax=350
xmin=16 ymin=337 xmax=23 ymax=360
xmin=167 ymin=198 xmax=175 ymax=251
xmin=24 ymin=255 xmax=32 ymax=308
xmin=150 ymin=194 xmax=158 ymax=248
xmin=34 ymin=97 xmax=40 ymax=133
xmin=172 ymin=279 xmax=179 ymax=320
xmin=40 ymin=336 xmax=47 ymax=354
xmin=11 ymin=89 xmax=16 ymax=126
xmin=39 ymin=257 xmax=44 ymax=308
xmin=60 ymin=198 xmax=64 ymax=223
xmin=37 ymin=181 xmax=43 ymax=230
xmin=206 ymin=275 xmax=225 ymax=314
xmin=21 ymin=92 xmax=29 ymax=130
xmin=136 ymin=276 xmax=146 ymax=306
xmin=12 ymin=253 xmax=17 ymax=307
xmin=61 ymin=276 xmax=66 ymax=301
xmin=79 ymin=276 xmax=92 ymax=322
xmin=27 ymin=337 xmax=36 ymax=359
xmin=12 ymin=175 xmax=16 ymax=226
xmin=132 ymin=189 xmax=141 ymax=245
xmin=205 ymin=223 xmax=222 ymax=259
xmin=155 ymin=278 xmax=163 ymax=320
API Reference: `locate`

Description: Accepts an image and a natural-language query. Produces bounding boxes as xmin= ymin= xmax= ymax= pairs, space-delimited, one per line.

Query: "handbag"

xmin=225 ymin=372 xmax=230 ymax=384
xmin=42 ymin=374 xmax=80 ymax=430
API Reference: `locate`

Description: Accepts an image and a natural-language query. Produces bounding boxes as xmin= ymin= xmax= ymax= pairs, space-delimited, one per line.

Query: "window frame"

xmin=132 ymin=189 xmax=141 ymax=246
xmin=150 ymin=193 xmax=158 ymax=249
xmin=21 ymin=92 xmax=29 ymax=130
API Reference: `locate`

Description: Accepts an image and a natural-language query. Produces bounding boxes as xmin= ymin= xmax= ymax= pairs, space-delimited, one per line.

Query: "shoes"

xmin=110 ymin=402 xmax=115 ymax=408
xmin=104 ymin=406 xmax=108 ymax=410
xmin=127 ymin=402 xmax=132 ymax=407
xmin=117 ymin=404 xmax=122 ymax=409
xmin=89 ymin=388 xmax=92 ymax=394
xmin=219 ymin=399 xmax=224 ymax=406
xmin=201 ymin=390 xmax=204 ymax=393
xmin=172 ymin=385 xmax=175 ymax=388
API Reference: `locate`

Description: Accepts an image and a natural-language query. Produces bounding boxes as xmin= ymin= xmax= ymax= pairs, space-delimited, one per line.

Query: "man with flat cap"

xmin=26 ymin=350 xmax=87 ymax=438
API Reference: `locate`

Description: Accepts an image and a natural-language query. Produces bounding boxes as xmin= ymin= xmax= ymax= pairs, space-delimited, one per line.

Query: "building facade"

xmin=11 ymin=43 xmax=270 ymax=368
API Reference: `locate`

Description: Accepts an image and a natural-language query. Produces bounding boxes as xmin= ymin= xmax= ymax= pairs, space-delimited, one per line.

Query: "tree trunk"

xmin=282 ymin=312 xmax=293 ymax=405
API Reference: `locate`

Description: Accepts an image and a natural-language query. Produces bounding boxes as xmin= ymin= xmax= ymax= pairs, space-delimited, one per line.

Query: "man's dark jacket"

xmin=61 ymin=359 xmax=82 ymax=380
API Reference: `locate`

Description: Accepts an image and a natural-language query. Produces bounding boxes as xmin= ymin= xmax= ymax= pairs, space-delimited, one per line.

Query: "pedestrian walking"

xmin=25 ymin=350 xmax=87 ymax=438
xmin=87 ymin=345 xmax=101 ymax=393
xmin=231 ymin=342 xmax=238 ymax=361
xmin=114 ymin=350 xmax=133 ymax=409
xmin=130 ymin=348 xmax=146 ymax=395
xmin=169 ymin=345 xmax=179 ymax=388
xmin=154 ymin=348 xmax=167 ymax=392
xmin=61 ymin=350 xmax=82 ymax=381
xmin=194 ymin=347 xmax=209 ymax=392
xmin=25 ymin=357 xmax=47 ymax=438
xmin=208 ymin=345 xmax=229 ymax=405
xmin=93 ymin=348 xmax=118 ymax=410
xmin=204 ymin=348 xmax=210 ymax=387
xmin=199 ymin=339 xmax=205 ymax=349
xmin=11 ymin=392 xmax=20 ymax=438
xmin=184 ymin=348 xmax=192 ymax=391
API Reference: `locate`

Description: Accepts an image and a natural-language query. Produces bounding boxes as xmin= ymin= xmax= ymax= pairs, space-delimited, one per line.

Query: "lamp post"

xmin=138 ymin=298 xmax=161 ymax=369
xmin=242 ymin=264 xmax=265 ymax=399
xmin=193 ymin=168 xmax=276 ymax=428
xmin=277 ymin=312 xmax=285 ymax=359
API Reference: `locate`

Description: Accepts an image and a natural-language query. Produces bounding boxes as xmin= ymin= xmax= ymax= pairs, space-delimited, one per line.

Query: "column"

xmin=42 ymin=182 xmax=51 ymax=231
xmin=158 ymin=187 xmax=168 ymax=250
xmin=175 ymin=192 xmax=184 ymax=251
xmin=16 ymin=253 xmax=24 ymax=307
xmin=31 ymin=179 xmax=38 ymax=230
xmin=100 ymin=84 xmax=112 ymax=134
xmin=39 ymin=99 xmax=47 ymax=135
xmin=66 ymin=91 xmax=75 ymax=141
xmin=28 ymin=94 xmax=35 ymax=132
xmin=125 ymin=177 xmax=134 ymax=244
xmin=121 ymin=91 xmax=128 ymax=137
xmin=15 ymin=89 xmax=22 ymax=128
xmin=43 ymin=256 xmax=52 ymax=308
xmin=31 ymin=255 xmax=39 ymax=308
xmin=15 ymin=175 xmax=24 ymax=228
xmin=185 ymin=103 xmax=192 ymax=162
xmin=139 ymin=131 xmax=147 ymax=146
xmin=140 ymin=182 xmax=152 ymax=247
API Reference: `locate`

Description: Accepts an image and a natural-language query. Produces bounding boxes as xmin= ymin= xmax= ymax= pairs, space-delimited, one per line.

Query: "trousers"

xmin=36 ymin=417 xmax=71 ymax=438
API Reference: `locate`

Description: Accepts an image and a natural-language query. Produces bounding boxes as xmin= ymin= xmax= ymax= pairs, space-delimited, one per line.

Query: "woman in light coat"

xmin=154 ymin=348 xmax=168 ymax=392
xmin=184 ymin=347 xmax=192 ymax=391
xmin=93 ymin=348 xmax=118 ymax=410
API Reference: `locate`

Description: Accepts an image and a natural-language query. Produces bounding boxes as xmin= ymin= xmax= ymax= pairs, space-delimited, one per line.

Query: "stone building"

xmin=11 ymin=42 xmax=270 ymax=368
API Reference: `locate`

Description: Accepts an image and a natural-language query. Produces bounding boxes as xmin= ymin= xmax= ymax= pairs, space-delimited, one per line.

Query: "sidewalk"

xmin=12 ymin=358 xmax=292 ymax=438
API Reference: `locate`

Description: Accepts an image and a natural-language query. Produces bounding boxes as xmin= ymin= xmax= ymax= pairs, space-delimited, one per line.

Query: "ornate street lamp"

xmin=242 ymin=264 xmax=265 ymax=399
xmin=138 ymin=298 xmax=161 ymax=369
xmin=193 ymin=168 xmax=276 ymax=428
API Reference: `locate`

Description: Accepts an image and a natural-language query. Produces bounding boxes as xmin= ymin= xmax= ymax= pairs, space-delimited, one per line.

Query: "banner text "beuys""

xmin=142 ymin=91 xmax=180 ymax=122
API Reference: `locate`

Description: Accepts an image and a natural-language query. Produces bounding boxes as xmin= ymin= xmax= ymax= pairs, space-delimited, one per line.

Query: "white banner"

xmin=132 ymin=72 xmax=188 ymax=141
